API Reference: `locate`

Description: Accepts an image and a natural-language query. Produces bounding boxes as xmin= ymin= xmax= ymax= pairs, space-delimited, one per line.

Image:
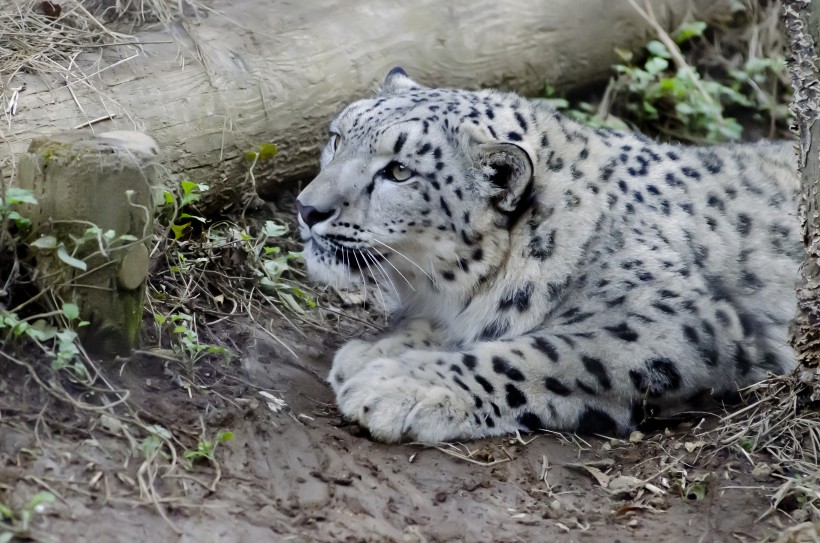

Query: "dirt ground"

xmin=0 ymin=309 xmax=809 ymax=542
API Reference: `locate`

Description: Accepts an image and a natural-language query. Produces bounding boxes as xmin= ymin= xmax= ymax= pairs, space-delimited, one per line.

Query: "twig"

xmin=73 ymin=113 xmax=116 ymax=129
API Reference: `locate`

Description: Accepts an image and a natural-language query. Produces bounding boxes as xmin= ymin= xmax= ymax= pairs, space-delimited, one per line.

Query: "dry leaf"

xmin=684 ymin=440 xmax=706 ymax=453
xmin=608 ymin=475 xmax=643 ymax=495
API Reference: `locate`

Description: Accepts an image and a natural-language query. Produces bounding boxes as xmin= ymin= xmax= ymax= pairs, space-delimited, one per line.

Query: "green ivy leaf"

xmin=245 ymin=143 xmax=279 ymax=162
xmin=145 ymin=424 xmax=173 ymax=440
xmin=613 ymin=47 xmax=633 ymax=63
xmin=257 ymin=143 xmax=279 ymax=160
xmin=61 ymin=303 xmax=80 ymax=320
xmin=178 ymin=180 xmax=208 ymax=207
xmin=30 ymin=235 xmax=58 ymax=250
xmin=5 ymin=187 xmax=37 ymax=205
xmin=140 ymin=435 xmax=163 ymax=460
xmin=262 ymin=221 xmax=287 ymax=238
xmin=7 ymin=210 xmax=30 ymax=228
xmin=28 ymin=319 xmax=58 ymax=342
xmin=644 ymin=57 xmax=669 ymax=75
xmin=673 ymin=21 xmax=707 ymax=44
xmin=180 ymin=180 xmax=198 ymax=195
xmin=646 ymin=40 xmax=671 ymax=59
xmin=541 ymin=97 xmax=570 ymax=110
xmin=171 ymin=223 xmax=191 ymax=239
xmin=56 ymin=244 xmax=88 ymax=271
xmin=279 ymin=292 xmax=305 ymax=314
xmin=179 ymin=212 xmax=206 ymax=223
xmin=28 ymin=492 xmax=55 ymax=509
xmin=642 ymin=100 xmax=659 ymax=118
xmin=0 ymin=502 xmax=13 ymax=519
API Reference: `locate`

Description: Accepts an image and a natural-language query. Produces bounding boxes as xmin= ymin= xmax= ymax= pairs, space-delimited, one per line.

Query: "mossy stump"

xmin=17 ymin=131 xmax=159 ymax=356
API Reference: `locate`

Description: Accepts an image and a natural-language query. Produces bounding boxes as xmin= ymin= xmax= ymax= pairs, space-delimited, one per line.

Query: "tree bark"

xmin=784 ymin=0 xmax=820 ymax=397
xmin=2 ymin=0 xmax=733 ymax=213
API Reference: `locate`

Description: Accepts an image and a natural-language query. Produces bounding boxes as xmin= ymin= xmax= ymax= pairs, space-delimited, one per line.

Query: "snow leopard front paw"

xmin=328 ymin=319 xmax=438 ymax=393
xmin=328 ymin=339 xmax=377 ymax=393
xmin=335 ymin=356 xmax=476 ymax=443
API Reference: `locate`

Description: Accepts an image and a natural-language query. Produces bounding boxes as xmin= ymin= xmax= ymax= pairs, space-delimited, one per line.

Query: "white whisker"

xmin=351 ymin=249 xmax=368 ymax=301
xmin=362 ymin=249 xmax=391 ymax=287
xmin=344 ymin=247 xmax=352 ymax=283
xmin=359 ymin=249 xmax=388 ymax=311
xmin=368 ymin=247 xmax=415 ymax=292
xmin=364 ymin=248 xmax=402 ymax=297
xmin=371 ymin=238 xmax=433 ymax=282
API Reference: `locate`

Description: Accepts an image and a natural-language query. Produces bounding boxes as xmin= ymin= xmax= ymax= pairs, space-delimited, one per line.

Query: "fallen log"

xmin=1 ymin=0 xmax=734 ymax=213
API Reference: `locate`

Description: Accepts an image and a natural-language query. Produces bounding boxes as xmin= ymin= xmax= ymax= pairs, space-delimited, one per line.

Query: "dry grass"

xmin=1 ymin=349 xmax=207 ymax=536
xmin=145 ymin=212 xmax=357 ymax=364
xmin=707 ymin=373 xmax=820 ymax=524
xmin=0 ymin=0 xmax=209 ymax=180
xmin=0 ymin=0 xmax=131 ymax=83
xmin=1 ymin=0 xmax=134 ymax=179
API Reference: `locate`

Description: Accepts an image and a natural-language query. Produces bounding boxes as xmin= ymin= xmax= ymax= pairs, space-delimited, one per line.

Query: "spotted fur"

xmin=296 ymin=68 xmax=800 ymax=443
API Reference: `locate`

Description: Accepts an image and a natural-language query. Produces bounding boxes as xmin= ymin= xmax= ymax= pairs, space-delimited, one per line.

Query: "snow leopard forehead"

xmin=330 ymin=69 xmax=538 ymax=156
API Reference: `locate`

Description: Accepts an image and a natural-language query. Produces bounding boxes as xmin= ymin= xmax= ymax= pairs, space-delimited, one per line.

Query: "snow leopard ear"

xmin=379 ymin=66 xmax=426 ymax=96
xmin=477 ymin=142 xmax=535 ymax=216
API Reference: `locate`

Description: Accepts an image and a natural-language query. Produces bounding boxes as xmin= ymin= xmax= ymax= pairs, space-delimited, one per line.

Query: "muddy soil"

xmin=0 ymin=313 xmax=799 ymax=542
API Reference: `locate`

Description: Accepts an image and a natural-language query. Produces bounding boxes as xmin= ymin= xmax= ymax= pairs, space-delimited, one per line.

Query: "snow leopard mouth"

xmin=307 ymin=235 xmax=387 ymax=273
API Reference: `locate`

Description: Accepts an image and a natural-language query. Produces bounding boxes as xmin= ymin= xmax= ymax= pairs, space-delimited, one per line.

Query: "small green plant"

xmin=149 ymin=165 xmax=313 ymax=378
xmin=0 ymin=187 xmax=37 ymax=231
xmin=0 ymin=492 xmax=55 ymax=541
xmin=542 ymin=84 xmax=629 ymax=131
xmin=738 ymin=437 xmax=756 ymax=453
xmin=199 ymin=220 xmax=315 ymax=312
xmin=154 ymin=312 xmax=230 ymax=370
xmin=184 ymin=430 xmax=234 ymax=464
xmin=1 ymin=189 xmax=93 ymax=377
xmin=29 ymin=225 xmax=139 ymax=272
xmin=546 ymin=19 xmax=787 ymax=143
xmin=158 ymin=178 xmax=209 ymax=240
xmin=1 ymin=301 xmax=88 ymax=377
xmin=243 ymin=142 xmax=279 ymax=163
xmin=253 ymin=221 xmax=315 ymax=312
xmin=610 ymin=24 xmax=747 ymax=142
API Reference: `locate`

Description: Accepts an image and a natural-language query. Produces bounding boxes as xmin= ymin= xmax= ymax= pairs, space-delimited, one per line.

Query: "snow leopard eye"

xmin=383 ymin=161 xmax=413 ymax=182
xmin=328 ymin=132 xmax=341 ymax=153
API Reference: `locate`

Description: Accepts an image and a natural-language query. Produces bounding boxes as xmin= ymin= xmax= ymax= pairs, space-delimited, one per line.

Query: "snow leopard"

xmin=296 ymin=67 xmax=800 ymax=443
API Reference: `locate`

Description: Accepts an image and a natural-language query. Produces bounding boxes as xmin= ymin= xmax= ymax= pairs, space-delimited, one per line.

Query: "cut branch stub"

xmin=17 ymin=130 xmax=159 ymax=356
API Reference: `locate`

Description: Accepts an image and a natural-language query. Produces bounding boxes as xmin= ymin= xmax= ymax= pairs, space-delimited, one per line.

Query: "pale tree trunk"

xmin=783 ymin=0 xmax=820 ymax=398
xmin=1 ymin=0 xmax=733 ymax=213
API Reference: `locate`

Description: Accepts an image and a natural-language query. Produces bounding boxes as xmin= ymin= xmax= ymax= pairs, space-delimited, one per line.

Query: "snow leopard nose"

xmin=297 ymin=200 xmax=336 ymax=229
